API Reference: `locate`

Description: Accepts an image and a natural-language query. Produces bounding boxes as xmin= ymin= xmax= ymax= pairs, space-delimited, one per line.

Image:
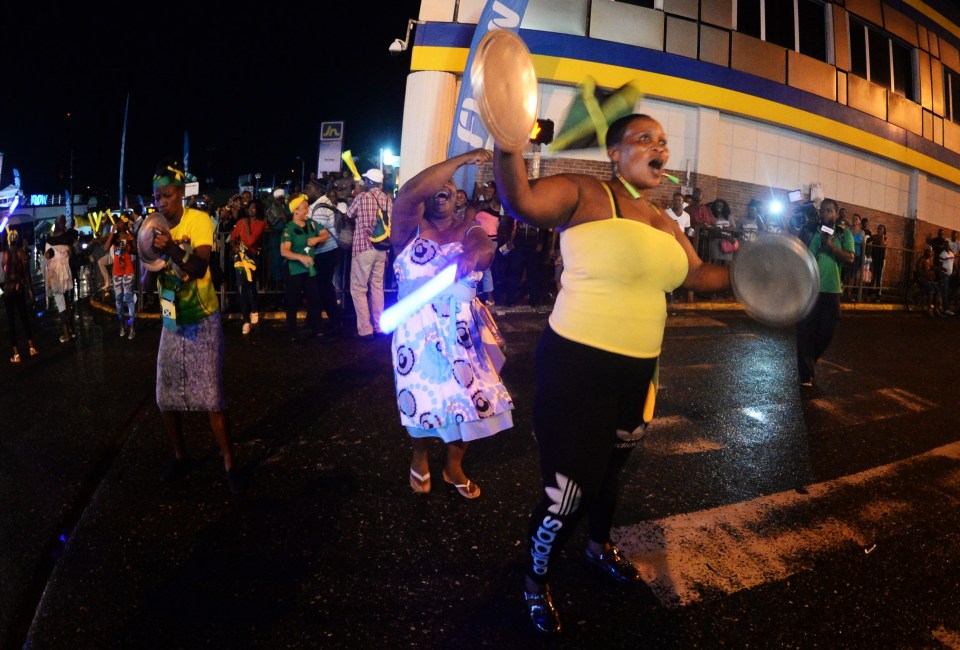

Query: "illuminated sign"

xmin=30 ymin=194 xmax=49 ymax=206
xmin=321 ymin=121 xmax=344 ymax=141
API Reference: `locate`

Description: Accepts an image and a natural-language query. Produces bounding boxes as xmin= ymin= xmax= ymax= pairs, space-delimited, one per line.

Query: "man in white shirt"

xmin=939 ymin=241 xmax=956 ymax=315
xmin=666 ymin=192 xmax=691 ymax=237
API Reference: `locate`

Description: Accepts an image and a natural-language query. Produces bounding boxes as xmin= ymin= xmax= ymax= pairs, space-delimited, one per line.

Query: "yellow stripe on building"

xmin=903 ymin=0 xmax=960 ymax=41
xmin=411 ymin=45 xmax=960 ymax=186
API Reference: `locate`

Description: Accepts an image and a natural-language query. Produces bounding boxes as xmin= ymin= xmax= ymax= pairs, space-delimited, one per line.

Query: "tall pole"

xmin=119 ymin=93 xmax=130 ymax=211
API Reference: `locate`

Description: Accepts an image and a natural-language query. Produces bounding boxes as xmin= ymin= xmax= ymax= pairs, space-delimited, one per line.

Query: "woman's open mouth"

xmin=648 ymin=158 xmax=664 ymax=171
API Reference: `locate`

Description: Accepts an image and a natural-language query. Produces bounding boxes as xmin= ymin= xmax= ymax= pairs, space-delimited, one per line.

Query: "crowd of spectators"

xmin=7 ymin=173 xmax=960 ymax=357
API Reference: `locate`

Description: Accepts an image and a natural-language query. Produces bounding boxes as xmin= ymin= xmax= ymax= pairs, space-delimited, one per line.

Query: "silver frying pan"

xmin=137 ymin=212 xmax=171 ymax=272
xmin=470 ymin=29 xmax=539 ymax=151
xmin=730 ymin=234 xmax=820 ymax=327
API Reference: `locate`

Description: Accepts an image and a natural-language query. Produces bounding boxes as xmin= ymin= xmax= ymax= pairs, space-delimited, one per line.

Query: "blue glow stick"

xmin=0 ymin=216 xmax=8 ymax=233
xmin=379 ymin=263 xmax=458 ymax=334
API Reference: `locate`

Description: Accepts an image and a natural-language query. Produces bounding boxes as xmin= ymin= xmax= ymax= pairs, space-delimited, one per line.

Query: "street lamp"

xmin=254 ymin=172 xmax=261 ymax=195
xmin=379 ymin=148 xmax=393 ymax=173
xmin=295 ymin=156 xmax=305 ymax=192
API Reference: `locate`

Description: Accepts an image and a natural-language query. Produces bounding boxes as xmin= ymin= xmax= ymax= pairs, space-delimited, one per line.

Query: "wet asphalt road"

xmin=1 ymin=300 xmax=959 ymax=649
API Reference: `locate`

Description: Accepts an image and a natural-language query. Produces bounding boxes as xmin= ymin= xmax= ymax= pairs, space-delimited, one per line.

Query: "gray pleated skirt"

xmin=156 ymin=312 xmax=225 ymax=412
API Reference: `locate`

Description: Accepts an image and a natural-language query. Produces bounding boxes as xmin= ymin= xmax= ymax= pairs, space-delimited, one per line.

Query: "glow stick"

xmin=662 ymin=172 xmax=680 ymax=184
xmin=0 ymin=196 xmax=17 ymax=233
xmin=342 ymin=150 xmax=361 ymax=181
xmin=379 ymin=264 xmax=458 ymax=334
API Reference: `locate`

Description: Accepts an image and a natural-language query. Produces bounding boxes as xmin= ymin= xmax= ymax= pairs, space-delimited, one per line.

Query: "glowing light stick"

xmin=341 ymin=150 xmax=361 ymax=181
xmin=0 ymin=196 xmax=19 ymax=233
xmin=379 ymin=264 xmax=458 ymax=334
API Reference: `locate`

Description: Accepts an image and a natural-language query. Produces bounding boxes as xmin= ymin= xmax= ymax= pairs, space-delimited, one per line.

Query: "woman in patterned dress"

xmin=389 ymin=148 xmax=513 ymax=499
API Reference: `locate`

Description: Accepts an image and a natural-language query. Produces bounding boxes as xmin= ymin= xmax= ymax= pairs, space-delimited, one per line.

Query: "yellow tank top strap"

xmin=599 ymin=181 xmax=617 ymax=219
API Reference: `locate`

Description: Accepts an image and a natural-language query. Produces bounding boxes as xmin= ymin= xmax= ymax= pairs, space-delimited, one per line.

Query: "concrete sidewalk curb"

xmin=88 ymin=296 xmax=907 ymax=321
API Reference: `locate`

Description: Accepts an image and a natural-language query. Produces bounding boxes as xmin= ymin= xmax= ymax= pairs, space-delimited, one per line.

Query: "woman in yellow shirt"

xmin=495 ymin=113 xmax=729 ymax=635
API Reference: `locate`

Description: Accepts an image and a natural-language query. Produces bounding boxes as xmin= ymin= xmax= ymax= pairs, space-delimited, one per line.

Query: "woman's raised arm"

xmin=493 ymin=145 xmax=582 ymax=230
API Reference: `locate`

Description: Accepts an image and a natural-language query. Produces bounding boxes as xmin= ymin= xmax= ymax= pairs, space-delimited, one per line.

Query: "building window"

xmin=945 ymin=68 xmax=960 ymax=124
xmin=735 ymin=0 xmax=828 ymax=62
xmin=849 ymin=18 xmax=916 ymax=100
xmin=615 ymin=0 xmax=656 ymax=7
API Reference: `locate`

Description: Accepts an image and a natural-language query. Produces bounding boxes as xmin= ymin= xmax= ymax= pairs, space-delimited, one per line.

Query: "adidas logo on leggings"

xmin=531 ymin=473 xmax=582 ymax=575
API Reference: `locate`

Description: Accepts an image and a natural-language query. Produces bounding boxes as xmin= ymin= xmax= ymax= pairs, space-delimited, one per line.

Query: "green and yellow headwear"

xmin=288 ymin=193 xmax=308 ymax=213
xmin=153 ymin=164 xmax=186 ymax=189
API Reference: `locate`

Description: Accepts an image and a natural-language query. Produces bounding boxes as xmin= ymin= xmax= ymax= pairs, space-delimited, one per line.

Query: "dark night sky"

xmin=1 ymin=1 xmax=422 ymax=200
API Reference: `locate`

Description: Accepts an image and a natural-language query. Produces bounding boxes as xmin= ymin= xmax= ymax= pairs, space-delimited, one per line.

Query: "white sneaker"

xmin=128 ymin=324 xmax=136 ymax=340
xmin=242 ymin=322 xmax=251 ymax=335
xmin=119 ymin=325 xmax=126 ymax=338
xmin=250 ymin=312 xmax=260 ymax=325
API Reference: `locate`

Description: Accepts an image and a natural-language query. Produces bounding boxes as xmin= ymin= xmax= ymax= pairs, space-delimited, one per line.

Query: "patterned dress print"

xmin=392 ymin=236 xmax=513 ymax=442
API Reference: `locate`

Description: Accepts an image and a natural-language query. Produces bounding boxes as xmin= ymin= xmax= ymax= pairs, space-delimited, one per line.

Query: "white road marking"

xmin=613 ymin=440 xmax=960 ymax=608
xmin=877 ymin=387 xmax=937 ymax=411
xmin=819 ymin=359 xmax=852 ymax=372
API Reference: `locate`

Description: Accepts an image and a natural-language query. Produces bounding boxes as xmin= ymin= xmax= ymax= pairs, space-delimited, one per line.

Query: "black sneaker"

xmin=584 ymin=544 xmax=641 ymax=584
xmin=226 ymin=468 xmax=249 ymax=494
xmin=524 ymin=585 xmax=561 ymax=635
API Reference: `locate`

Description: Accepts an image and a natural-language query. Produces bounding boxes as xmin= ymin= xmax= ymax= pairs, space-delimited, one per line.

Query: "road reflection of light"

xmin=743 ymin=407 xmax=766 ymax=423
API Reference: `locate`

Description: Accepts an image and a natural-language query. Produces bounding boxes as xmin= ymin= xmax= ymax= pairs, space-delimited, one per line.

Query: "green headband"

xmin=153 ymin=164 xmax=186 ymax=188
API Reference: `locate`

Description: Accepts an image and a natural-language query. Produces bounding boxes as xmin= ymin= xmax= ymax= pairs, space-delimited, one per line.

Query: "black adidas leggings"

xmin=526 ymin=326 xmax=658 ymax=585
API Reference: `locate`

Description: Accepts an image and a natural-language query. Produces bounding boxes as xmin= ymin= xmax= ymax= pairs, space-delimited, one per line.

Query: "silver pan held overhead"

xmin=730 ymin=233 xmax=820 ymax=327
xmin=470 ymin=29 xmax=539 ymax=151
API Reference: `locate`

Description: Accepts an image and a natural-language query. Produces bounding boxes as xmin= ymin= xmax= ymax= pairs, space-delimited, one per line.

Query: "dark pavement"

xmin=1 ymin=299 xmax=959 ymax=649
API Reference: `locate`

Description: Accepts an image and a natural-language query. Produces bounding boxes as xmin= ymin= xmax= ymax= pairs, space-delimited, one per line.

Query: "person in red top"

xmin=103 ymin=216 xmax=138 ymax=339
xmin=230 ymin=200 xmax=267 ymax=334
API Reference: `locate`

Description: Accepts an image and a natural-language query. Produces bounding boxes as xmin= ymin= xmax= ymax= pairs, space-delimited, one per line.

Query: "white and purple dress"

xmin=392 ymin=235 xmax=513 ymax=442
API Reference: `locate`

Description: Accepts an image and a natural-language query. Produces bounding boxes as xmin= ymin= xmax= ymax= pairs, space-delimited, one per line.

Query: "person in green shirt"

xmin=280 ymin=193 xmax=330 ymax=341
xmin=796 ymin=198 xmax=855 ymax=387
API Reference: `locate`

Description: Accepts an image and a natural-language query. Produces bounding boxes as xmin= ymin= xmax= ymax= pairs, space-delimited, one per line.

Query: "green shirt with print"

xmin=808 ymin=227 xmax=855 ymax=294
xmin=281 ymin=220 xmax=319 ymax=277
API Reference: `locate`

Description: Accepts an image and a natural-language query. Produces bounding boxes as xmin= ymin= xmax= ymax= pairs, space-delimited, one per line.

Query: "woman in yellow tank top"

xmin=494 ymin=114 xmax=731 ymax=635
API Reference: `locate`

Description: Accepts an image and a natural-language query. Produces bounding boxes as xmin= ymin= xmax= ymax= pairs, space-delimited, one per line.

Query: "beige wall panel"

xmin=833 ymin=6 xmax=851 ymax=72
xmin=931 ymin=32 xmax=940 ymax=58
xmin=940 ymin=40 xmax=960 ymax=74
xmin=918 ymin=24 xmax=929 ymax=52
xmin=699 ymin=24 xmax=730 ymax=67
xmin=845 ymin=0 xmax=883 ymax=26
xmin=701 ymin=0 xmax=733 ymax=29
xmin=590 ymin=1 xmax=664 ymax=50
xmin=419 ymin=0 xmax=456 ymax=22
xmin=935 ymin=116 xmax=945 ymax=146
xmin=731 ymin=32 xmax=786 ymax=84
xmin=662 ymin=0 xmax=697 ymax=20
xmin=838 ymin=71 xmax=848 ymax=105
xmin=522 ymin=0 xmax=589 ymax=36
xmin=888 ymin=93 xmax=922 ymax=135
xmin=881 ymin=5 xmax=918 ymax=47
xmin=919 ymin=50 xmax=933 ymax=111
xmin=665 ymin=16 xmax=698 ymax=59
xmin=932 ymin=59 xmax=945 ymax=116
xmin=923 ymin=109 xmax=934 ymax=140
xmin=788 ymin=51 xmax=837 ymax=101
xmin=847 ymin=74 xmax=888 ymax=120
xmin=944 ymin=118 xmax=960 ymax=153
xmin=454 ymin=0 xmax=485 ymax=23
